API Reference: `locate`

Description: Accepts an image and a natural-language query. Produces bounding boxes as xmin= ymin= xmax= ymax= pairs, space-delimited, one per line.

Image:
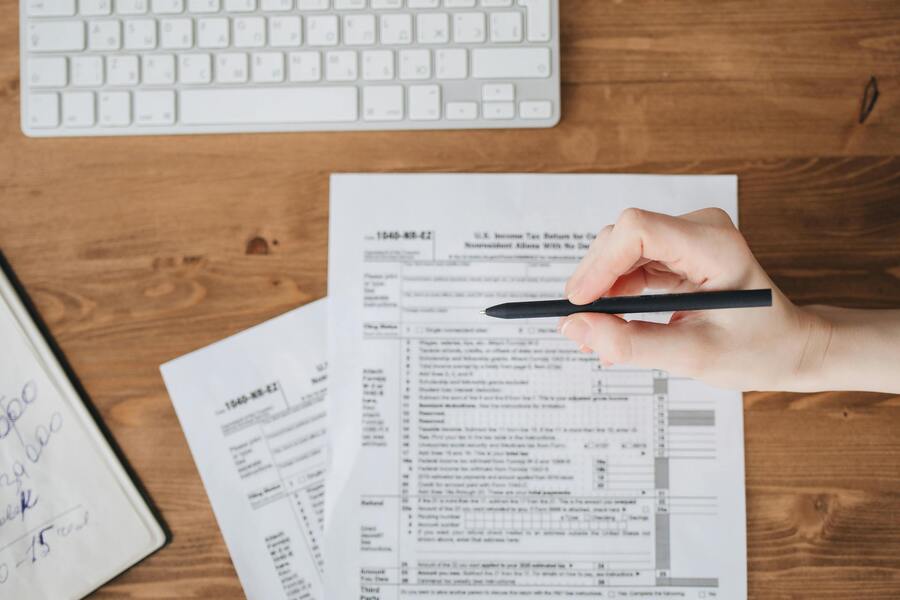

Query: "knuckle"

xmin=700 ymin=207 xmax=734 ymax=227
xmin=589 ymin=225 xmax=614 ymax=251
xmin=617 ymin=207 xmax=646 ymax=230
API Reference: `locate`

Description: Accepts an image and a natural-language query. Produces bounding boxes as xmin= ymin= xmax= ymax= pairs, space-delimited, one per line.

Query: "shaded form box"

xmin=668 ymin=409 xmax=715 ymax=427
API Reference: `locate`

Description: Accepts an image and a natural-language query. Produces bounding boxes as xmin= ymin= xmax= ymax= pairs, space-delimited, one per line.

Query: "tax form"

xmin=161 ymin=299 xmax=328 ymax=600
xmin=325 ymin=174 xmax=747 ymax=600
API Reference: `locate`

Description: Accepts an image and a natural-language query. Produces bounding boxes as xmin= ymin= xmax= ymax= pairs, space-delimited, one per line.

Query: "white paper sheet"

xmin=0 ymin=266 xmax=165 ymax=600
xmin=161 ymin=299 xmax=328 ymax=600
xmin=325 ymin=174 xmax=747 ymax=600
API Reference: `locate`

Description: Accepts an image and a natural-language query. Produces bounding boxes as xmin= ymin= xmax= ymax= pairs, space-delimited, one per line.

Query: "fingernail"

xmin=556 ymin=318 xmax=566 ymax=332
xmin=566 ymin=288 xmax=581 ymax=303
xmin=560 ymin=316 xmax=592 ymax=347
xmin=565 ymin=275 xmax=583 ymax=300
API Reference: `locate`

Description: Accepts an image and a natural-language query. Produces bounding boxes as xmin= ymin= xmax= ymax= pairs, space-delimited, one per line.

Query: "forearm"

xmin=801 ymin=306 xmax=900 ymax=393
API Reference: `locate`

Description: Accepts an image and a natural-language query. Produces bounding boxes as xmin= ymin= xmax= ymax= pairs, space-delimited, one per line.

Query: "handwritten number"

xmin=0 ymin=382 xmax=64 ymax=467
xmin=21 ymin=381 xmax=38 ymax=405
xmin=0 ymin=563 xmax=8 ymax=584
xmin=17 ymin=536 xmax=34 ymax=567
xmin=0 ymin=381 xmax=39 ymax=441
xmin=37 ymin=527 xmax=52 ymax=558
xmin=16 ymin=526 xmax=54 ymax=567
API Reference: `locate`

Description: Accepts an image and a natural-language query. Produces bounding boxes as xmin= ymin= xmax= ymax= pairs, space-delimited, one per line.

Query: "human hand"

xmin=558 ymin=208 xmax=833 ymax=391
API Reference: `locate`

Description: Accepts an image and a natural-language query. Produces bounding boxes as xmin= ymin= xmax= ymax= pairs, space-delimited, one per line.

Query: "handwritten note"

xmin=0 ymin=266 xmax=165 ymax=599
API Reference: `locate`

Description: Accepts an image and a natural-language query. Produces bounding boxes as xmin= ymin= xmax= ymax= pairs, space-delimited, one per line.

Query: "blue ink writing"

xmin=0 ymin=489 xmax=38 ymax=530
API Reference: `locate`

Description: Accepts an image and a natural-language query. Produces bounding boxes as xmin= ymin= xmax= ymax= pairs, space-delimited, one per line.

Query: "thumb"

xmin=559 ymin=313 xmax=707 ymax=374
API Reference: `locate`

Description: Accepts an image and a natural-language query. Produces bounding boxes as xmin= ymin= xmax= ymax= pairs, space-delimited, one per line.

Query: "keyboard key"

xmin=409 ymin=84 xmax=439 ymax=120
xmin=135 ymin=89 xmax=175 ymax=124
xmin=446 ymin=101 xmax=476 ymax=120
xmin=179 ymin=53 xmax=212 ymax=83
xmin=482 ymin=83 xmax=513 ymax=102
xmin=269 ymin=16 xmax=302 ymax=46
xmin=234 ymin=16 xmax=266 ymax=47
xmin=363 ymin=85 xmax=403 ymax=120
xmin=435 ymin=48 xmax=466 ymax=79
xmin=482 ymin=100 xmax=514 ymax=119
xmin=481 ymin=0 xmax=512 ymax=5
xmin=89 ymin=20 xmax=122 ymax=50
xmin=143 ymin=53 xmax=176 ymax=84
xmin=380 ymin=13 xmax=412 ymax=44
xmin=216 ymin=53 xmax=249 ymax=82
xmin=371 ymin=0 xmax=401 ymax=7
xmin=160 ymin=18 xmax=193 ymax=48
xmin=251 ymin=51 xmax=285 ymax=82
xmin=188 ymin=0 xmax=219 ymax=11
xmin=72 ymin=56 xmax=104 ymax=86
xmin=519 ymin=100 xmax=552 ymax=119
xmin=180 ymin=87 xmax=359 ymax=123
xmin=453 ymin=12 xmax=484 ymax=43
xmin=399 ymin=49 xmax=430 ymax=80
xmin=116 ymin=0 xmax=148 ymax=13
xmin=296 ymin=0 xmax=328 ymax=8
xmin=27 ymin=57 xmax=67 ymax=88
xmin=124 ymin=18 xmax=157 ymax=48
xmin=261 ymin=0 xmax=292 ymax=10
xmin=99 ymin=91 xmax=131 ymax=125
xmin=362 ymin=49 xmax=393 ymax=81
xmin=472 ymin=47 xmax=550 ymax=78
xmin=519 ymin=0 xmax=550 ymax=42
xmin=288 ymin=51 xmax=321 ymax=81
xmin=107 ymin=55 xmax=140 ymax=84
xmin=307 ymin=15 xmax=339 ymax=45
xmin=62 ymin=91 xmax=95 ymax=127
xmin=416 ymin=12 xmax=448 ymax=44
xmin=28 ymin=93 xmax=60 ymax=128
xmin=445 ymin=0 xmax=475 ymax=6
xmin=224 ymin=0 xmax=255 ymax=11
xmin=27 ymin=0 xmax=76 ymax=17
xmin=198 ymin=18 xmax=229 ymax=47
xmin=334 ymin=0 xmax=364 ymax=8
xmin=80 ymin=0 xmax=113 ymax=15
xmin=325 ymin=50 xmax=357 ymax=81
xmin=343 ymin=14 xmax=375 ymax=45
xmin=407 ymin=0 xmax=437 ymax=7
xmin=27 ymin=22 xmax=85 ymax=52
xmin=489 ymin=11 xmax=522 ymax=42
xmin=151 ymin=0 xmax=183 ymax=12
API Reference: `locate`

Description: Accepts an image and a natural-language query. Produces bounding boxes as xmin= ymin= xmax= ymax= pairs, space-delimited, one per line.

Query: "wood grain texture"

xmin=1 ymin=0 xmax=899 ymax=598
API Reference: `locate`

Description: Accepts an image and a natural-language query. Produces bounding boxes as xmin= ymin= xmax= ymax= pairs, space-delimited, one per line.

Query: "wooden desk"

xmin=2 ymin=1 xmax=899 ymax=598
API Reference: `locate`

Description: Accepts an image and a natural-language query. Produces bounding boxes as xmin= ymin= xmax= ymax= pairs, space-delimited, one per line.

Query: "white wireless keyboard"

xmin=20 ymin=0 xmax=559 ymax=137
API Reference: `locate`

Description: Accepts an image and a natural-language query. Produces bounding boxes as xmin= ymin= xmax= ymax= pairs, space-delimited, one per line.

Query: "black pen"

xmin=482 ymin=289 xmax=773 ymax=319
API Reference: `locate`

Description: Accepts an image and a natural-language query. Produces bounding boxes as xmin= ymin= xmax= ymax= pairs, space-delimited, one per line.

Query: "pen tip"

xmin=479 ymin=309 xmax=486 ymax=315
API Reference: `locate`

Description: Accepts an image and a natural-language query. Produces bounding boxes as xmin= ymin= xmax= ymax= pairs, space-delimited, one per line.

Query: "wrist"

xmin=788 ymin=306 xmax=836 ymax=392
xmin=796 ymin=305 xmax=900 ymax=393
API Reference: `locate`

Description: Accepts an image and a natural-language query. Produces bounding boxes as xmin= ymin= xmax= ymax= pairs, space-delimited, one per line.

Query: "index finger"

xmin=565 ymin=208 xmax=734 ymax=305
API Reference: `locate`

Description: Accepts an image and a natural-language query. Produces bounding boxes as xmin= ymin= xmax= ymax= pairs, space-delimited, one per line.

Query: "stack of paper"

xmin=162 ymin=174 xmax=747 ymax=600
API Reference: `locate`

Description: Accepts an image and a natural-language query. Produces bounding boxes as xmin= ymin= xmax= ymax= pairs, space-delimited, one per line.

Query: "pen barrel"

xmin=585 ymin=288 xmax=773 ymax=315
xmin=485 ymin=289 xmax=773 ymax=319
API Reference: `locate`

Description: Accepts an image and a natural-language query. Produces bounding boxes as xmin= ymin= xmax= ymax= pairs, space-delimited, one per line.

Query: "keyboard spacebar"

xmin=180 ymin=87 xmax=359 ymax=125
